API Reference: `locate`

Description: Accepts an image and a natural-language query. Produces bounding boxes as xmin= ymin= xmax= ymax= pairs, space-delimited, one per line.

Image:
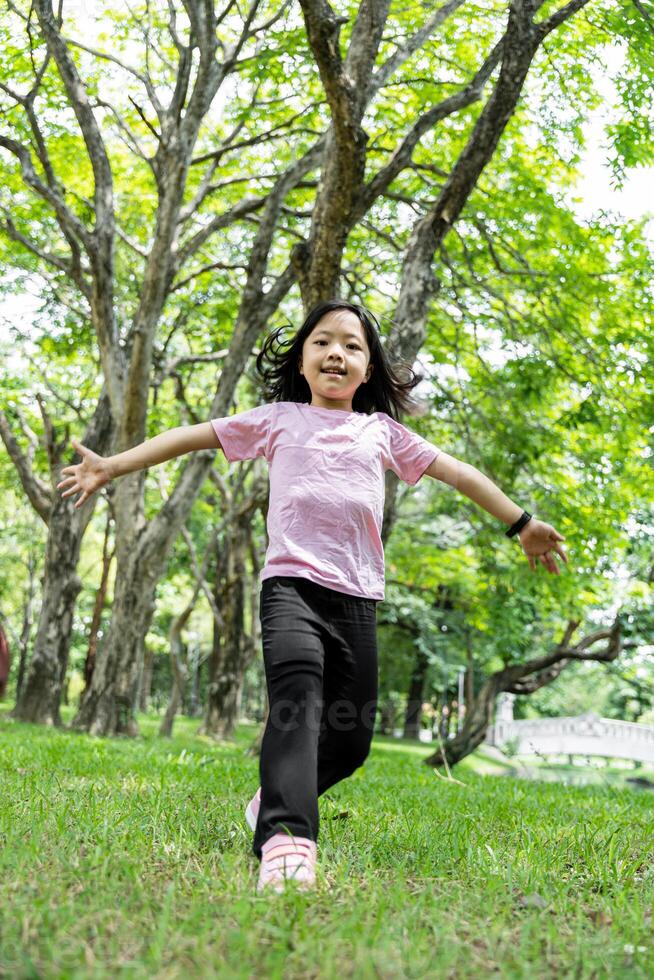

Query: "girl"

xmin=57 ymin=299 xmax=567 ymax=895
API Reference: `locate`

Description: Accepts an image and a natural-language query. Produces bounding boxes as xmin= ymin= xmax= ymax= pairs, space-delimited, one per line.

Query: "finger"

xmin=555 ymin=545 xmax=568 ymax=564
xmin=62 ymin=484 xmax=79 ymax=498
xmin=71 ymin=438 xmax=87 ymax=456
xmin=546 ymin=553 xmax=559 ymax=576
xmin=74 ymin=491 xmax=88 ymax=509
xmin=57 ymin=477 xmax=76 ymax=489
xmin=539 ymin=553 xmax=556 ymax=574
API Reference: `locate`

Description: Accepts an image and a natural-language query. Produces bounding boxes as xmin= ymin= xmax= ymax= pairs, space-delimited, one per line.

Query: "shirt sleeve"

xmin=381 ymin=413 xmax=440 ymax=486
xmin=210 ymin=404 xmax=274 ymax=463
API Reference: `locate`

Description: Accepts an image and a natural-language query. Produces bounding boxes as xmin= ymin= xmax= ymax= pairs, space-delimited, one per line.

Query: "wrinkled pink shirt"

xmin=210 ymin=401 xmax=440 ymax=600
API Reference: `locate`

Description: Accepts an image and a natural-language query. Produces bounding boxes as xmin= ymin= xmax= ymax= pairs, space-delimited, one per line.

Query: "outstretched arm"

xmin=57 ymin=422 xmax=222 ymax=509
xmin=424 ymin=452 xmax=568 ymax=575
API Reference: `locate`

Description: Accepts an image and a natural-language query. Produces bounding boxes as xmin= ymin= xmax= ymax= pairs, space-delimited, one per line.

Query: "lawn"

xmin=1 ymin=708 xmax=653 ymax=978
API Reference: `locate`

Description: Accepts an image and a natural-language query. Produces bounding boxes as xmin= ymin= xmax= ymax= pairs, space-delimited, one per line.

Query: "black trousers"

xmin=252 ymin=575 xmax=379 ymax=860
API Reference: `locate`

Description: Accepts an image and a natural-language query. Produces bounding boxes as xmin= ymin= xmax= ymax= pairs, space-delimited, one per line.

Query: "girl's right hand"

xmin=56 ymin=438 xmax=113 ymax=509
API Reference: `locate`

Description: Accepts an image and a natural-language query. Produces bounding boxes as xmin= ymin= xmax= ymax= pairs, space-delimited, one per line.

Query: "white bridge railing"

xmin=486 ymin=713 xmax=654 ymax=765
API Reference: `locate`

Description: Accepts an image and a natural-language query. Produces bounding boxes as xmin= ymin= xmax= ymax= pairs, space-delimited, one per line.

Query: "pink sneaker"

xmin=257 ymin=832 xmax=317 ymax=894
xmin=245 ymin=787 xmax=261 ymax=832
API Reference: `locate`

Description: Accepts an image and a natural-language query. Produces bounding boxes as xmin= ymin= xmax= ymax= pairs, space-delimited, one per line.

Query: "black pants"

xmin=252 ymin=575 xmax=379 ymax=860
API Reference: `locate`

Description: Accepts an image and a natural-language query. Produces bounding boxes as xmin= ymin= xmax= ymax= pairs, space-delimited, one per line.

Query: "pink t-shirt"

xmin=210 ymin=401 xmax=440 ymax=601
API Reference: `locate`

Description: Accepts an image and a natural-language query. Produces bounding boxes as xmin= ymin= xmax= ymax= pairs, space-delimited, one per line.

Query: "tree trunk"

xmin=72 ymin=443 xmax=265 ymax=737
xmin=379 ymin=701 xmax=395 ymax=736
xmin=403 ymin=647 xmax=429 ymax=740
xmin=159 ymin=639 xmax=188 ymax=738
xmin=139 ymin=645 xmax=155 ymax=713
xmin=159 ymin=674 xmax=182 ymax=738
xmin=429 ymin=676 xmax=502 ymax=766
xmin=464 ymin=642 xmax=474 ymax=722
xmin=199 ymin=531 xmax=249 ymax=740
xmin=246 ymin=702 xmax=269 ymax=758
xmin=159 ymin=584 xmax=196 ymax=738
xmin=12 ymin=393 xmax=114 ymax=725
xmin=183 ymin=641 xmax=204 ymax=717
xmin=14 ymin=553 xmax=38 ymax=702
xmin=72 ymin=541 xmax=158 ymax=736
xmin=83 ymin=510 xmax=114 ymax=691
xmin=401 ymin=585 xmax=454 ymax=739
xmin=14 ymin=640 xmax=28 ymax=704
xmin=0 ymin=624 xmax=9 ymax=700
xmin=12 ymin=515 xmax=83 ymax=726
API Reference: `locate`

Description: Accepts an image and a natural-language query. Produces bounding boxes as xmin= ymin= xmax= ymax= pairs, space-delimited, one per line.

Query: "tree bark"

xmin=83 ymin=508 xmax=114 ymax=691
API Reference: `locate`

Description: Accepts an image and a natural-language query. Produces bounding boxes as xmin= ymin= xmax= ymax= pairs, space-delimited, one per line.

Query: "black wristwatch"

xmin=505 ymin=510 xmax=532 ymax=538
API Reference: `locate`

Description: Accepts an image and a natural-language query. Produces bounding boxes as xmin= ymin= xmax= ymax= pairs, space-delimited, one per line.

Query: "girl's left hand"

xmin=518 ymin=519 xmax=568 ymax=575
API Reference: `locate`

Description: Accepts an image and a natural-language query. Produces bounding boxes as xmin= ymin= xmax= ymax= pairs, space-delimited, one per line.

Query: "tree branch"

xmin=62 ymin=34 xmax=164 ymax=119
xmin=537 ymin=0 xmax=594 ymax=36
xmin=33 ymin=0 xmax=114 ymax=235
xmin=0 ymin=409 xmax=52 ymax=522
xmin=0 ymin=212 xmax=91 ymax=298
xmin=0 ymin=135 xmax=92 ymax=252
xmin=190 ymin=102 xmax=323 ymax=168
xmin=298 ymin=0 xmax=359 ymax=137
xmin=170 ymin=260 xmax=247 ymax=292
xmin=369 ymin=0 xmax=468 ymax=99
xmin=174 ymin=195 xmax=270 ymax=271
xmin=355 ymin=38 xmax=504 ymax=219
xmin=344 ymin=0 xmax=393 ymax=116
xmin=294 ymin=0 xmax=393 ymax=303
xmin=176 ymin=137 xmax=325 ymax=270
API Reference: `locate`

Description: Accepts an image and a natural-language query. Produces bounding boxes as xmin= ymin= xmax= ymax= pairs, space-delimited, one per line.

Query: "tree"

xmin=0 ymin=389 xmax=114 ymax=724
xmin=1 ymin=0 xmax=650 ymax=736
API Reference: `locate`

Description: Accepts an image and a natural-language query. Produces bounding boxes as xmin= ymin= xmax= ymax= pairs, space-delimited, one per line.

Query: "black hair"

xmin=254 ymin=300 xmax=425 ymax=420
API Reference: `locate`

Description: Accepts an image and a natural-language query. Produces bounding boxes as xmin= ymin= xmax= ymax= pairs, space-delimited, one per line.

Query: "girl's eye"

xmin=314 ymin=341 xmax=360 ymax=349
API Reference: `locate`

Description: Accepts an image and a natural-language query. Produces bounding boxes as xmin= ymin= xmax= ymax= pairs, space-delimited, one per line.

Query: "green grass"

xmin=1 ymin=708 xmax=654 ymax=978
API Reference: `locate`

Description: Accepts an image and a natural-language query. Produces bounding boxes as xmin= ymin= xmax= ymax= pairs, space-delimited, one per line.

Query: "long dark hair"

xmin=254 ymin=300 xmax=425 ymax=420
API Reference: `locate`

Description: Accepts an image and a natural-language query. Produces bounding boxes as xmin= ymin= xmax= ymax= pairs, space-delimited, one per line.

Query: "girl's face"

xmin=298 ymin=310 xmax=373 ymax=411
